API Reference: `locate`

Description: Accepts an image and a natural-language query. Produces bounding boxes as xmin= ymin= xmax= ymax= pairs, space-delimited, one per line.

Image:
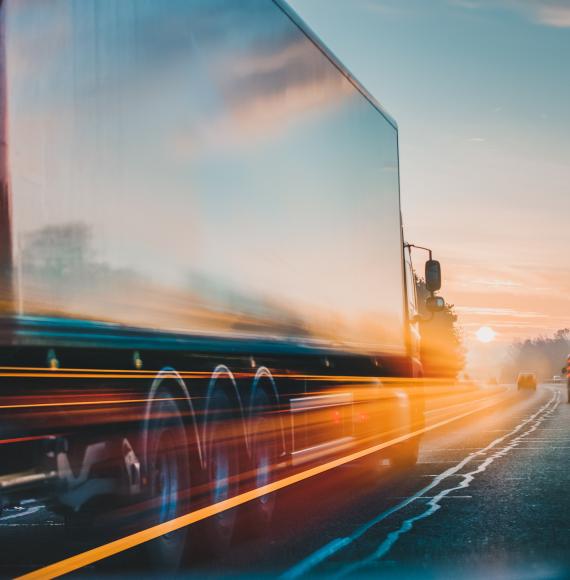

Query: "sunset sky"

xmin=292 ymin=0 xmax=570 ymax=374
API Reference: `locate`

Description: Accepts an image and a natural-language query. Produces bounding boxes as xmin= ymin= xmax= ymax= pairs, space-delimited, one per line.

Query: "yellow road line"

xmin=18 ymin=391 xmax=511 ymax=580
xmin=0 ymin=397 xmax=190 ymax=410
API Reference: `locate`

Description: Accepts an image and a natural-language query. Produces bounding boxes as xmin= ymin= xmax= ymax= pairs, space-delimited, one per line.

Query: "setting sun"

xmin=476 ymin=326 xmax=496 ymax=343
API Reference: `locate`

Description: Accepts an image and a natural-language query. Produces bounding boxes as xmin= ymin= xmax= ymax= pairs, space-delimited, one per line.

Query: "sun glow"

xmin=476 ymin=326 xmax=496 ymax=343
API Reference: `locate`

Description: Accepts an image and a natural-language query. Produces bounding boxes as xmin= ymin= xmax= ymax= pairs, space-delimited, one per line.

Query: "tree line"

xmin=500 ymin=328 xmax=570 ymax=383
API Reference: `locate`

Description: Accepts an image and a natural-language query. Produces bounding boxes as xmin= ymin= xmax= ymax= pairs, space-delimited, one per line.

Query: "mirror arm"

xmin=405 ymin=243 xmax=433 ymax=260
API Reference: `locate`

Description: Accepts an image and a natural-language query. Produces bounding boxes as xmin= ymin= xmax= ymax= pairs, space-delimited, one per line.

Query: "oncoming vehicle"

xmin=0 ymin=0 xmax=446 ymax=572
xmin=517 ymin=372 xmax=538 ymax=390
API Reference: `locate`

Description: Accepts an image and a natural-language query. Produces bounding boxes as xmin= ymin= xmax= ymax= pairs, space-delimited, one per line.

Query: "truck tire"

xmin=245 ymin=388 xmax=278 ymax=533
xmin=144 ymin=391 xmax=191 ymax=571
xmin=203 ymin=388 xmax=241 ymax=554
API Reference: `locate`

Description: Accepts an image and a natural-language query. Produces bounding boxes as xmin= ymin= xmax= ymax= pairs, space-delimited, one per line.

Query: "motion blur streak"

xmin=0 ymin=366 xmax=460 ymax=384
xmin=0 ymin=397 xmax=189 ymax=410
xmin=18 ymin=390 xmax=510 ymax=580
xmin=0 ymin=435 xmax=57 ymax=445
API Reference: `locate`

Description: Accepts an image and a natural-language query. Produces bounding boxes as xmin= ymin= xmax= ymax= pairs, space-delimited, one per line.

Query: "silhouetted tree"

xmin=416 ymin=278 xmax=465 ymax=379
xmin=501 ymin=329 xmax=570 ymax=383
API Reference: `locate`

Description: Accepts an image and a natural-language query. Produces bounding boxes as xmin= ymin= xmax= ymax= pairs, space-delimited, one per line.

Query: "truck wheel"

xmin=145 ymin=391 xmax=191 ymax=571
xmin=204 ymin=388 xmax=240 ymax=554
xmin=246 ymin=388 xmax=278 ymax=532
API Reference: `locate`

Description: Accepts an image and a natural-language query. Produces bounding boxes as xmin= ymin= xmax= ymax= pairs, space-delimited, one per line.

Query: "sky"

xmin=291 ymin=0 xmax=570 ymax=375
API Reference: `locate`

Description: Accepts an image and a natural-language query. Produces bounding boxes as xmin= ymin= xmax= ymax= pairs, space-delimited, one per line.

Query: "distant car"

xmin=553 ymin=375 xmax=563 ymax=384
xmin=517 ymin=372 xmax=538 ymax=390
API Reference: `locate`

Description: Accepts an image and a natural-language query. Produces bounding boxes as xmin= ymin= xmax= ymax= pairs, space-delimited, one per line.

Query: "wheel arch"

xmin=143 ymin=367 xmax=204 ymax=471
xmin=202 ymin=364 xmax=249 ymax=459
xmin=248 ymin=366 xmax=286 ymax=457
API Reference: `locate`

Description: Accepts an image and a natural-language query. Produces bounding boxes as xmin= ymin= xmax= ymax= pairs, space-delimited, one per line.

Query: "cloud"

xmin=455 ymin=306 xmax=548 ymax=318
xmin=535 ymin=4 xmax=570 ymax=27
xmin=450 ymin=0 xmax=570 ymax=28
xmin=471 ymin=278 xmax=522 ymax=287
xmin=171 ymin=33 xmax=353 ymax=156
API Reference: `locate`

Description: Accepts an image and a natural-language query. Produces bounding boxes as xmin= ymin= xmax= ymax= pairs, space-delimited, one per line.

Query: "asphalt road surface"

xmin=2 ymin=383 xmax=569 ymax=579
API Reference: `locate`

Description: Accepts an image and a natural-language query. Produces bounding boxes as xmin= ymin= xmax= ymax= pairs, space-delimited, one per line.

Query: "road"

xmin=2 ymin=383 xmax=569 ymax=579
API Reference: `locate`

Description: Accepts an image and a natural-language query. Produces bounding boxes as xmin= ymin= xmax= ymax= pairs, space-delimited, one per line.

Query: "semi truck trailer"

xmin=0 ymin=0 xmax=445 ymax=571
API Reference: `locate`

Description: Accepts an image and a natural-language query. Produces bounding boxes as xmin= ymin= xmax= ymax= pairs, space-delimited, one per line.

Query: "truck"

xmin=0 ymin=0 xmax=445 ymax=572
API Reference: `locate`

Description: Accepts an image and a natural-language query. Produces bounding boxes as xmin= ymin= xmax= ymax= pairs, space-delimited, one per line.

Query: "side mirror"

xmin=426 ymin=295 xmax=445 ymax=313
xmin=425 ymin=260 xmax=442 ymax=292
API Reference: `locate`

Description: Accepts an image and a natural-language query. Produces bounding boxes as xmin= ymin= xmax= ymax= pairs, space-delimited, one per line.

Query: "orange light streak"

xmin=0 ymin=366 xmax=457 ymax=385
xmin=0 ymin=397 xmax=189 ymax=410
